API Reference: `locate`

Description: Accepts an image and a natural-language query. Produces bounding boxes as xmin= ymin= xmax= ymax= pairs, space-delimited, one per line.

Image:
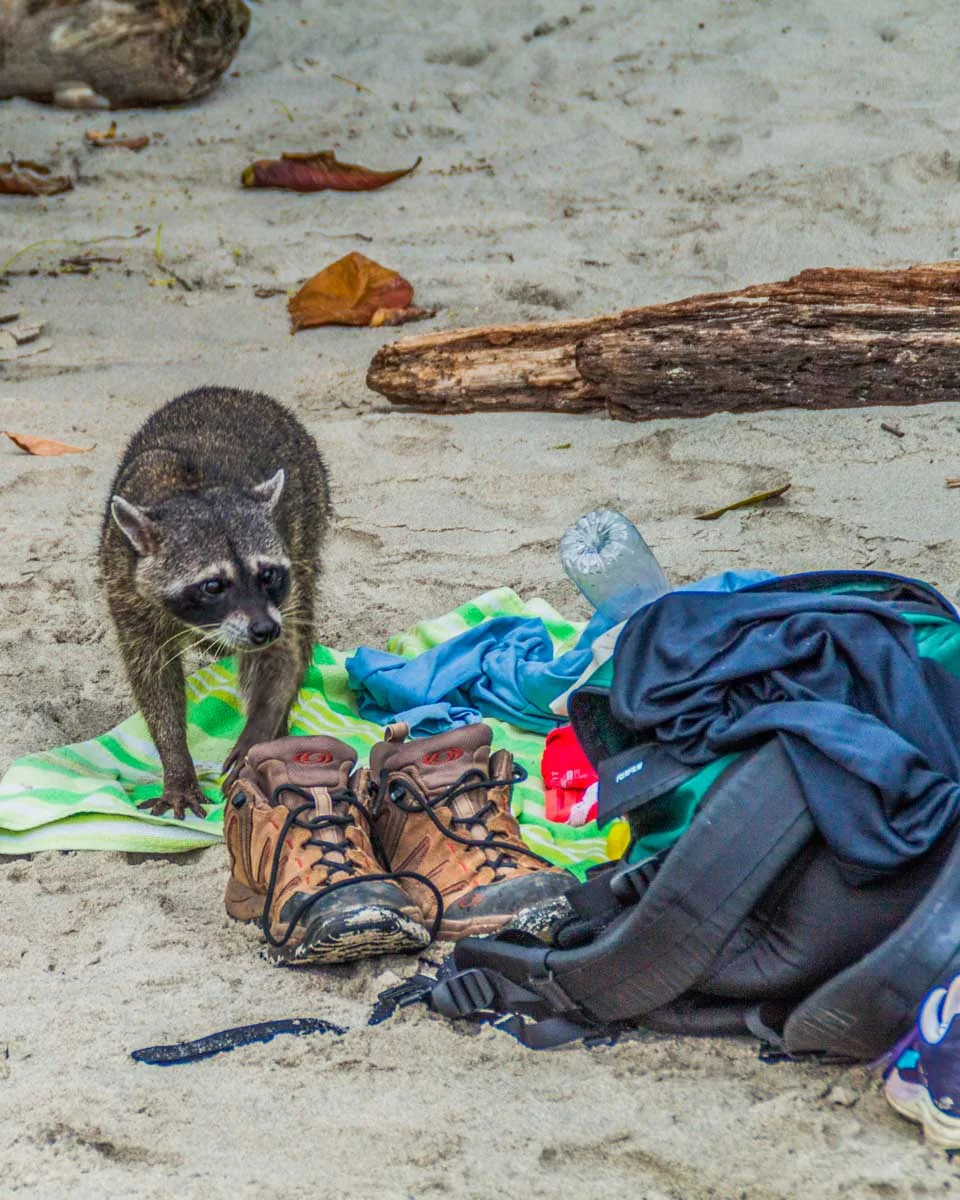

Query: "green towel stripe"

xmin=0 ymin=812 xmax=222 ymax=854
xmin=310 ymin=644 xmax=341 ymax=668
xmin=3 ymin=751 xmax=127 ymax=786
xmin=97 ymin=734 xmax=165 ymax=774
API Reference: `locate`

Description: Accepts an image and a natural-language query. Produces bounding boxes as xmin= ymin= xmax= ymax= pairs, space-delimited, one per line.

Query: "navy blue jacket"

xmin=610 ymin=589 xmax=960 ymax=880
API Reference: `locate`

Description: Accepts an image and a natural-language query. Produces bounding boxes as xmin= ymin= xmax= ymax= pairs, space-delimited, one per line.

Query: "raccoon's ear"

xmin=251 ymin=468 xmax=285 ymax=512
xmin=111 ymin=495 xmax=161 ymax=557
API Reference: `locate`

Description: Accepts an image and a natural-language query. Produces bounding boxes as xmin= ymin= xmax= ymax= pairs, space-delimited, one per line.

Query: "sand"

xmin=3 ymin=0 xmax=960 ymax=1195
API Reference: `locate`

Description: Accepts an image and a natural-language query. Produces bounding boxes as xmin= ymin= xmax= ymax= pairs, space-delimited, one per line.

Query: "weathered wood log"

xmin=0 ymin=0 xmax=249 ymax=109
xmin=366 ymin=262 xmax=960 ymax=422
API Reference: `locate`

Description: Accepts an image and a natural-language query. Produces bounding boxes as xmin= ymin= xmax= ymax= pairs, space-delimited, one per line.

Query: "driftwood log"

xmin=366 ymin=262 xmax=960 ymax=422
xmin=0 ymin=0 xmax=249 ymax=108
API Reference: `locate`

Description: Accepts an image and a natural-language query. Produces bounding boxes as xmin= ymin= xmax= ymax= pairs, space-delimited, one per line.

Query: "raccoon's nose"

xmin=249 ymin=619 xmax=281 ymax=646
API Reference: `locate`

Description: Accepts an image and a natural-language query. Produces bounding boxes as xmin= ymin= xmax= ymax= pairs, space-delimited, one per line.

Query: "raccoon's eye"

xmin=200 ymin=578 xmax=228 ymax=597
xmin=258 ymin=566 xmax=283 ymax=589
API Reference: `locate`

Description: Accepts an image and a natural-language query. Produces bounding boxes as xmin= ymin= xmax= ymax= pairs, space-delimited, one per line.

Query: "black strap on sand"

xmin=131 ymin=1016 xmax=348 ymax=1066
xmin=131 ymin=961 xmax=443 ymax=1065
xmin=130 ymin=957 xmax=613 ymax=1064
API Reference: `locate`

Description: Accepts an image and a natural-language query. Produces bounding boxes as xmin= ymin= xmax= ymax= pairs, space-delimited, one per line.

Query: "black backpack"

xmin=423 ymin=572 xmax=960 ymax=1059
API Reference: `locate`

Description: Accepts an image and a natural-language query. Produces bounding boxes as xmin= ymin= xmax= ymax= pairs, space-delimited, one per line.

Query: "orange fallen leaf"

xmin=84 ymin=121 xmax=150 ymax=151
xmin=242 ymin=150 xmax=421 ymax=193
xmin=289 ymin=252 xmax=428 ymax=331
xmin=369 ymin=305 xmax=432 ymax=327
xmin=4 ymin=432 xmax=95 ymax=456
xmin=0 ymin=161 xmax=73 ymax=197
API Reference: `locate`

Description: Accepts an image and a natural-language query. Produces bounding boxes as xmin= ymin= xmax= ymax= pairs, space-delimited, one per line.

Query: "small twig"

xmin=946 ymin=477 xmax=960 ymax=489
xmin=0 ymin=228 xmax=149 ymax=276
xmin=317 ymin=231 xmax=373 ymax=242
xmin=429 ymin=161 xmax=495 ymax=177
xmin=84 ymin=122 xmax=150 ymax=151
xmin=152 ymin=223 xmax=193 ymax=291
xmin=270 ymin=99 xmax=295 ymax=122
xmin=331 ymin=73 xmax=372 ymax=93
xmin=59 ymin=254 xmax=122 ymax=273
xmin=881 ymin=422 xmax=905 ymax=438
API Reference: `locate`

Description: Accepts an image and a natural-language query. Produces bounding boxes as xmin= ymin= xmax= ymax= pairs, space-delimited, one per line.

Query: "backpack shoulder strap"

xmin=785 ymin=819 xmax=960 ymax=1059
xmin=430 ymin=737 xmax=814 ymax=1038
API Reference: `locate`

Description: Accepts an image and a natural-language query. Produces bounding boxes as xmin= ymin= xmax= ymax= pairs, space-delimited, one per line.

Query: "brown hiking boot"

xmin=223 ymin=735 xmax=431 ymax=964
xmin=361 ymin=723 xmax=572 ymax=940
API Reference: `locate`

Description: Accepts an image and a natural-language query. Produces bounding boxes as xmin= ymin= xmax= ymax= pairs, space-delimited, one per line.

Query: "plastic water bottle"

xmin=560 ymin=509 xmax=669 ymax=623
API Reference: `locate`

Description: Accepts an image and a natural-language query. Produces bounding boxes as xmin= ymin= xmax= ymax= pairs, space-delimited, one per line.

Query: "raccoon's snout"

xmin=219 ymin=610 xmax=282 ymax=649
xmin=249 ymin=618 xmax=281 ymax=647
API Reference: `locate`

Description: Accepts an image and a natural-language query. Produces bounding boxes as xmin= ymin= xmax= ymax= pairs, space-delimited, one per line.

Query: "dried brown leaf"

xmin=0 ymin=162 xmax=73 ymax=197
xmin=4 ymin=432 xmax=95 ymax=456
xmin=694 ymin=482 xmax=791 ymax=521
xmin=242 ymin=150 xmax=421 ymax=193
xmin=84 ymin=121 xmax=150 ymax=151
xmin=289 ymin=252 xmax=427 ymax=331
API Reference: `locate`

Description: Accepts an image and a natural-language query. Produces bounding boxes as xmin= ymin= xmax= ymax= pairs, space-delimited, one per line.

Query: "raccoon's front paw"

xmin=139 ymin=780 xmax=208 ymax=821
xmin=221 ymin=723 xmax=276 ymax=792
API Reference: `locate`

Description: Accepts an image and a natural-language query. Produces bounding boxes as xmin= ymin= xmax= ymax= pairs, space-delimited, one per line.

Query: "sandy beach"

xmin=4 ymin=0 xmax=960 ymax=1195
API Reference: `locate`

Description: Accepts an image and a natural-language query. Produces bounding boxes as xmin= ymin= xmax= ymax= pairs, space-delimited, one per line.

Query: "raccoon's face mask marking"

xmin=165 ymin=560 xmax=291 ymax=649
xmin=163 ymin=559 xmax=291 ymax=649
xmin=112 ymin=474 xmax=293 ymax=650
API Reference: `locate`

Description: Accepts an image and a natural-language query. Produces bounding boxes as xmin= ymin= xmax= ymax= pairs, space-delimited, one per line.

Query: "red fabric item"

xmin=541 ymin=724 xmax=598 ymax=824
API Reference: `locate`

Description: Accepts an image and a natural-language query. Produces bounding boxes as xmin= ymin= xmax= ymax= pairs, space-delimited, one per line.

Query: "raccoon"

xmin=100 ymin=387 xmax=329 ymax=819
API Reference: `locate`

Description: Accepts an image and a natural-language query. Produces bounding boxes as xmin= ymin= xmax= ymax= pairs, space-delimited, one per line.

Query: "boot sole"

xmin=225 ymin=880 xmax=430 ymax=965
xmin=438 ymin=892 xmax=579 ymax=941
xmin=268 ymin=908 xmax=431 ymax=966
xmin=437 ymin=914 xmax=512 ymax=941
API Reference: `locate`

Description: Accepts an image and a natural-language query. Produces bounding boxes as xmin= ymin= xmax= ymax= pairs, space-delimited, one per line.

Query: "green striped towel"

xmin=0 ymin=588 xmax=610 ymax=876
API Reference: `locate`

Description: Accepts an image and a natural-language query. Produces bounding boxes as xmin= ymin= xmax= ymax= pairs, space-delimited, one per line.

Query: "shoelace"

xmin=261 ymin=784 xmax=445 ymax=947
xmin=384 ymin=764 xmax=554 ymax=874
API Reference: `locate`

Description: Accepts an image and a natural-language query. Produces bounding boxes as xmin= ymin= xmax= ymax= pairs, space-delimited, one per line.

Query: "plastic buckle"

xmin=367 ymin=974 xmax=436 ymax=1027
xmin=379 ymin=975 xmax=435 ymax=1008
xmin=429 ymin=968 xmax=497 ymax=1019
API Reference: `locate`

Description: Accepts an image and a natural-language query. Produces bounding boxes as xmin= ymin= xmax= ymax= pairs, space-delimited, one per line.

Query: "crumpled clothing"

xmin=610 ymin=588 xmax=960 ymax=879
xmin=347 ymin=570 xmax=774 ymax=736
xmin=347 ymin=617 xmax=591 ymax=734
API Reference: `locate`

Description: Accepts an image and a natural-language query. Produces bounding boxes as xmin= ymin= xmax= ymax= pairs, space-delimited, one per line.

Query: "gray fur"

xmin=100 ymin=387 xmax=329 ymax=819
